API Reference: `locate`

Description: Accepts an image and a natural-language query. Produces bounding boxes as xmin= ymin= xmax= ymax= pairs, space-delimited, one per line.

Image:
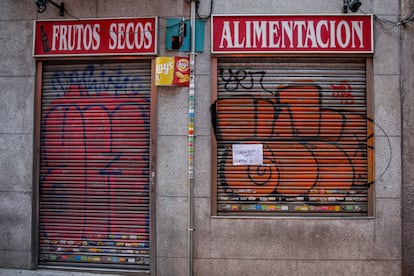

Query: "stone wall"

xmin=0 ymin=1 xmax=406 ymax=275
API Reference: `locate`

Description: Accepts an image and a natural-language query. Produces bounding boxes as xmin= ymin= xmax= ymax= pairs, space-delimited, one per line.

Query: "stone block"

xmin=373 ymin=16 xmax=400 ymax=75
xmin=210 ymin=259 xmax=297 ymax=276
xmin=0 ymin=1 xmax=36 ymax=20
xmin=211 ymin=219 xmax=375 ymax=260
xmin=156 ymin=136 xmax=187 ymax=197
xmin=402 ymin=185 xmax=414 ymax=222
xmin=375 ymin=198 xmax=401 ymax=260
xmin=194 ymin=45 xmax=211 ymax=75
xmin=374 ymin=75 xmax=401 ymax=136
xmin=293 ymin=220 xmax=375 ymax=260
xmin=65 ymin=0 xmax=98 ymax=19
xmin=194 ymin=75 xmax=212 ymax=137
xmin=195 ymin=53 xmax=211 ymax=76
xmin=97 ymin=0 xmax=158 ymax=17
xmin=0 ymin=135 xmax=33 ymax=192
xmin=0 ymin=21 xmax=35 ymax=76
xmin=35 ymin=0 xmax=98 ymax=19
xmin=213 ymin=0 xmax=344 ymax=14
xmin=402 ymin=126 xmax=414 ymax=184
xmin=157 ymin=87 xmax=188 ymax=136
xmin=159 ymin=0 xmax=187 ymax=17
xmin=0 ymin=77 xmax=34 ymax=134
xmin=194 ymin=136 xmax=211 ymax=198
xmin=402 ymin=221 xmax=414 ymax=247
xmin=156 ymin=196 xmax=187 ymax=258
xmin=373 ymin=0 xmax=400 ymax=15
xmin=403 ymin=245 xmax=414 ymax=276
xmin=157 ymin=257 xmax=187 ymax=276
xmin=375 ymin=136 xmax=401 ymax=198
xmin=298 ymin=260 xmax=401 ymax=276
xmin=0 ymin=192 xmax=32 ymax=250
xmin=0 ymin=249 xmax=32 ymax=269
xmin=194 ymin=258 xmax=212 ymax=276
xmin=193 ymin=198 xmax=211 ymax=259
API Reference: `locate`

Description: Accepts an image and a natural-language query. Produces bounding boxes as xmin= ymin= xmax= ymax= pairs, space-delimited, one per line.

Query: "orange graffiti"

xmin=215 ymin=80 xmax=372 ymax=197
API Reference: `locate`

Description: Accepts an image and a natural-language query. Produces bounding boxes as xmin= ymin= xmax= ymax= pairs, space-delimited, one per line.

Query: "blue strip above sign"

xmin=166 ymin=18 xmax=205 ymax=52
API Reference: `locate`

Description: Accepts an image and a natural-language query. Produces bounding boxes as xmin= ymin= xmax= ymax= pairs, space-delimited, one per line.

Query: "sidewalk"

xmin=0 ymin=269 xmax=122 ymax=276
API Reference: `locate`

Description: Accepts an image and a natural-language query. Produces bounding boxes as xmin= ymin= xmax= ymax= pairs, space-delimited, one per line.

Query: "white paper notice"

xmin=232 ymin=144 xmax=263 ymax=165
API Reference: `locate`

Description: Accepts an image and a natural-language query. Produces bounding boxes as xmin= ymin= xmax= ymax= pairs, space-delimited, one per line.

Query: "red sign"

xmin=212 ymin=15 xmax=373 ymax=53
xmin=34 ymin=17 xmax=157 ymax=56
xmin=173 ymin=56 xmax=190 ymax=86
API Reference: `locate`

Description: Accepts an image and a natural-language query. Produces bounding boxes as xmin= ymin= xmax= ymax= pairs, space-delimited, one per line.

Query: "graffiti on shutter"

xmin=39 ymin=61 xmax=152 ymax=270
xmin=214 ymin=57 xmax=373 ymax=215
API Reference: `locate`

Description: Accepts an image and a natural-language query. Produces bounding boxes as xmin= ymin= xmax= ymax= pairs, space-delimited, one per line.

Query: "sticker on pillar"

xmin=173 ymin=56 xmax=190 ymax=86
xmin=232 ymin=144 xmax=263 ymax=165
xmin=155 ymin=56 xmax=174 ymax=86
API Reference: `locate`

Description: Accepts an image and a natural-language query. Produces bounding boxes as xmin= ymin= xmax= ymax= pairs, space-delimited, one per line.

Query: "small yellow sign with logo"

xmin=155 ymin=56 xmax=190 ymax=87
xmin=155 ymin=56 xmax=175 ymax=86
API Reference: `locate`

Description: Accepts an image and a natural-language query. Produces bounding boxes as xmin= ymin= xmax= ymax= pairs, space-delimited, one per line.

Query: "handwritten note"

xmin=232 ymin=144 xmax=263 ymax=165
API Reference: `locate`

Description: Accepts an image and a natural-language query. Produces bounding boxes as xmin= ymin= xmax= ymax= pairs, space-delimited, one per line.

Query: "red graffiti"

xmin=331 ymin=80 xmax=355 ymax=104
xmin=40 ymin=85 xmax=150 ymax=241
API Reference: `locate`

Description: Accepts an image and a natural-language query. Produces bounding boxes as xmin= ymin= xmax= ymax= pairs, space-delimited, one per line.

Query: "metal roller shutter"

xmin=38 ymin=60 xmax=152 ymax=271
xmin=213 ymin=57 xmax=373 ymax=216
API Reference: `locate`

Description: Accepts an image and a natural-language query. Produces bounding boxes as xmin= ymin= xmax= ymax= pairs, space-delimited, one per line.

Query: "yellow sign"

xmin=155 ymin=56 xmax=174 ymax=86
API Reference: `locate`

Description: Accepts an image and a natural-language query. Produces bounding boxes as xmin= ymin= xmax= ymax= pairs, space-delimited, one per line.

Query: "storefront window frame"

xmin=210 ymin=54 xmax=374 ymax=218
